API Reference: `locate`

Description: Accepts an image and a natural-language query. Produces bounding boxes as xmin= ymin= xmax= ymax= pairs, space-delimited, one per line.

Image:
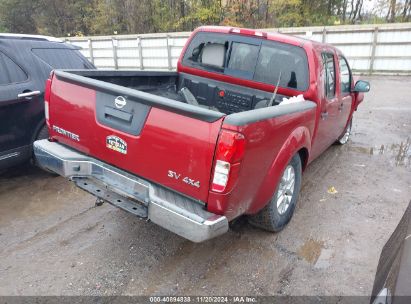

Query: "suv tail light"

xmin=211 ymin=130 xmax=245 ymax=193
xmin=44 ymin=71 xmax=53 ymax=123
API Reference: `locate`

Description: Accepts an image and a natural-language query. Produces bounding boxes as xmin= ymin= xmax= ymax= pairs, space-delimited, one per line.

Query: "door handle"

xmin=18 ymin=90 xmax=41 ymax=98
xmin=321 ymin=112 xmax=328 ymax=120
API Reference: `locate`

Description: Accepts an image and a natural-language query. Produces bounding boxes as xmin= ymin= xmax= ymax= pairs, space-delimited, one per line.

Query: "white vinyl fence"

xmin=64 ymin=23 xmax=411 ymax=75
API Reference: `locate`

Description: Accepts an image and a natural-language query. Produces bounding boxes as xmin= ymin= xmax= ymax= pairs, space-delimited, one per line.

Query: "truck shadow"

xmin=0 ymin=162 xmax=52 ymax=180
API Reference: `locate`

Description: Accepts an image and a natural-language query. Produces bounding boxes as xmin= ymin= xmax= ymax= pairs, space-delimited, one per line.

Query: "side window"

xmin=322 ymin=53 xmax=335 ymax=99
xmin=0 ymin=51 xmax=28 ymax=85
xmin=0 ymin=55 xmax=9 ymax=85
xmin=31 ymin=48 xmax=93 ymax=69
xmin=339 ymin=56 xmax=351 ymax=94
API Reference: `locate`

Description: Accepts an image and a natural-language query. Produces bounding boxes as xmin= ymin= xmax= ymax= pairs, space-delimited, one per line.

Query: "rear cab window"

xmin=226 ymin=42 xmax=260 ymax=79
xmin=31 ymin=48 xmax=93 ymax=69
xmin=255 ymin=41 xmax=309 ymax=90
xmin=182 ymin=32 xmax=309 ymax=91
xmin=183 ymin=33 xmax=229 ymax=73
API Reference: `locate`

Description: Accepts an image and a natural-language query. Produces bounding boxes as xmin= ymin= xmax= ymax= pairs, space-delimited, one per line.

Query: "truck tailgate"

xmin=47 ymin=71 xmax=225 ymax=202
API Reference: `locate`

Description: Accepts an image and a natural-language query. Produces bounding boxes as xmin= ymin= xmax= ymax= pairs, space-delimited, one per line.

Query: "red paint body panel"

xmin=47 ymin=26 xmax=365 ymax=221
xmin=48 ymin=78 xmax=223 ymax=202
xmin=207 ymin=108 xmax=316 ymax=219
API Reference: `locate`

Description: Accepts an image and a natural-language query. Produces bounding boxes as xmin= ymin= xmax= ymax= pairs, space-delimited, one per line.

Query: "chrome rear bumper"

xmin=33 ymin=139 xmax=228 ymax=242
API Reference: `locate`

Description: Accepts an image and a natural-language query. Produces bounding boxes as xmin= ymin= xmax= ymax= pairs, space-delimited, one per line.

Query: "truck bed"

xmin=61 ymin=69 xmax=287 ymax=115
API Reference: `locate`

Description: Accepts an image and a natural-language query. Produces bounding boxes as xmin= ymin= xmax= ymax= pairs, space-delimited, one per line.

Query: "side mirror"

xmin=353 ymin=80 xmax=370 ymax=93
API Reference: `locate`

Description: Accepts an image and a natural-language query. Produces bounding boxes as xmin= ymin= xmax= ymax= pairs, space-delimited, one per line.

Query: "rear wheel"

xmin=249 ymin=154 xmax=302 ymax=232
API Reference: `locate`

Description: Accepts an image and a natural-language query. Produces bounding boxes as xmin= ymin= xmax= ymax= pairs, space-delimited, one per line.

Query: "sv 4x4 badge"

xmin=106 ymin=135 xmax=127 ymax=154
xmin=168 ymin=170 xmax=200 ymax=188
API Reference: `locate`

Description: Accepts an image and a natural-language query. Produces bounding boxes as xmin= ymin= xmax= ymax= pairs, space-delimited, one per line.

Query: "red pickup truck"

xmin=34 ymin=26 xmax=370 ymax=242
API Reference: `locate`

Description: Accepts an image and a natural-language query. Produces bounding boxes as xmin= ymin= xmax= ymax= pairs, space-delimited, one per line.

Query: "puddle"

xmin=348 ymin=146 xmax=374 ymax=155
xmin=347 ymin=137 xmax=411 ymax=167
xmin=314 ymin=248 xmax=333 ymax=269
xmin=297 ymin=239 xmax=324 ymax=264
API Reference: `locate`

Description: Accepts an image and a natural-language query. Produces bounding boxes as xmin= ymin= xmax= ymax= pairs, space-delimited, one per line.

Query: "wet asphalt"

xmin=0 ymin=76 xmax=410 ymax=296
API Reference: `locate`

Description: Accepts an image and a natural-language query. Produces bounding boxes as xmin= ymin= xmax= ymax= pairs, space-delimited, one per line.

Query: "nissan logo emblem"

xmin=114 ymin=96 xmax=127 ymax=109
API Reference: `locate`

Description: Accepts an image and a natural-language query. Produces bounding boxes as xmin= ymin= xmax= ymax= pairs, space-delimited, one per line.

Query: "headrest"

xmin=201 ymin=43 xmax=225 ymax=68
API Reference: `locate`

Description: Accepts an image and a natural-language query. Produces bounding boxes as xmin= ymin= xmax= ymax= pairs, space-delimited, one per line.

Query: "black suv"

xmin=0 ymin=34 xmax=95 ymax=170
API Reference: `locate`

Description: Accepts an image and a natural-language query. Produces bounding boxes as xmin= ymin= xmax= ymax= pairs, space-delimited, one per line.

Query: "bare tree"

xmin=387 ymin=0 xmax=397 ymax=22
xmin=350 ymin=0 xmax=363 ymax=23
xmin=402 ymin=0 xmax=411 ymax=20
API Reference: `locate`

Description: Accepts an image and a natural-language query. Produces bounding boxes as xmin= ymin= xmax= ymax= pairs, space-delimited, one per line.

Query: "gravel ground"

xmin=0 ymin=76 xmax=410 ymax=297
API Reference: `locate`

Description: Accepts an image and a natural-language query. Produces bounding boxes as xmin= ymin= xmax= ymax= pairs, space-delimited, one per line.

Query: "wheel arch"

xmin=298 ymin=146 xmax=309 ymax=171
xmin=30 ymin=118 xmax=47 ymax=145
xmin=246 ymin=126 xmax=311 ymax=215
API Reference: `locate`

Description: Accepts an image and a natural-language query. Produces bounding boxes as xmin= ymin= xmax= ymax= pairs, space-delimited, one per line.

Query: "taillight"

xmin=211 ymin=130 xmax=245 ymax=193
xmin=44 ymin=71 xmax=53 ymax=122
xmin=212 ymin=160 xmax=231 ymax=192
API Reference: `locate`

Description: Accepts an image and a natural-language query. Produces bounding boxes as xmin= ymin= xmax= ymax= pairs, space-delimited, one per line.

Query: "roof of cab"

xmin=195 ymin=26 xmax=337 ymax=52
xmin=0 ymin=33 xmax=62 ymax=42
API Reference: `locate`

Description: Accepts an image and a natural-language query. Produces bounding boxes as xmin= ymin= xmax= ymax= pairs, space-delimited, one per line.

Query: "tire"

xmin=36 ymin=125 xmax=49 ymax=141
xmin=32 ymin=125 xmax=48 ymax=167
xmin=249 ymin=154 xmax=302 ymax=232
xmin=32 ymin=125 xmax=56 ymax=175
xmin=336 ymin=118 xmax=352 ymax=145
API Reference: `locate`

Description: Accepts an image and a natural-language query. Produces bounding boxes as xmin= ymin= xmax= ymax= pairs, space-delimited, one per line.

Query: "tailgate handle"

xmin=104 ymin=106 xmax=133 ymax=123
